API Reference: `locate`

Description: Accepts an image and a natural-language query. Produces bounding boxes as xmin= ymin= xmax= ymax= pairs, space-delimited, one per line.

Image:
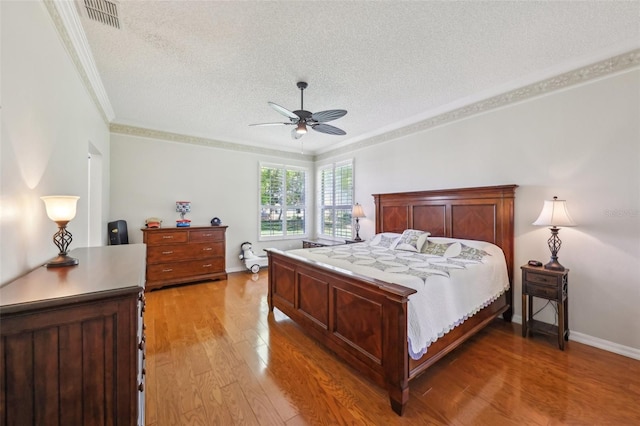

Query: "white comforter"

xmin=287 ymin=237 xmax=510 ymax=359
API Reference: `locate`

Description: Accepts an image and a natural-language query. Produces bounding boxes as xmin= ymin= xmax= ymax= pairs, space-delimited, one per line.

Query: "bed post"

xmin=266 ymin=250 xmax=274 ymax=312
xmin=384 ymin=295 xmax=411 ymax=415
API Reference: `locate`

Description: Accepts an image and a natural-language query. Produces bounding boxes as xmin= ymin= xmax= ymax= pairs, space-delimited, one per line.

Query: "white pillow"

xmin=391 ymin=229 xmax=430 ymax=252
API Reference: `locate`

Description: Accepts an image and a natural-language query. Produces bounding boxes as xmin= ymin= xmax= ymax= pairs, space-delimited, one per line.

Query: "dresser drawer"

xmin=147 ymin=258 xmax=225 ymax=282
xmin=190 ymin=229 xmax=225 ymax=243
xmin=145 ymin=231 xmax=188 ymax=245
xmin=525 ymin=282 xmax=558 ymax=299
xmin=147 ymin=242 xmax=224 ymax=264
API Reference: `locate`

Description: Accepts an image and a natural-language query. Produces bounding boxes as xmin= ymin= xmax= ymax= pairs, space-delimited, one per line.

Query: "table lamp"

xmin=41 ymin=195 xmax=80 ymax=267
xmin=532 ymin=196 xmax=576 ymax=271
xmin=352 ymin=203 xmax=365 ymax=241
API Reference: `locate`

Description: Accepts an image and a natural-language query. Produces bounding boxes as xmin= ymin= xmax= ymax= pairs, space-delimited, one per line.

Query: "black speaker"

xmin=108 ymin=220 xmax=129 ymax=245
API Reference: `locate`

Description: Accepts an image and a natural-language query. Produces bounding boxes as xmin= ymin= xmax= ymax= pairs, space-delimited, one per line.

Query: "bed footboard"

xmin=267 ymin=249 xmax=416 ymax=415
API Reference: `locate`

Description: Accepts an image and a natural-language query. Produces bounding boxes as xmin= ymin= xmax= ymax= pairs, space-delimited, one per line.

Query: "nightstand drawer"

xmin=525 ymin=271 xmax=558 ymax=286
xmin=525 ymin=282 xmax=558 ymax=299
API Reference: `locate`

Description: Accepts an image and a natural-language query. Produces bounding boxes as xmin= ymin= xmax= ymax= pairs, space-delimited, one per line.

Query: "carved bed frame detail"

xmin=267 ymin=184 xmax=517 ymax=415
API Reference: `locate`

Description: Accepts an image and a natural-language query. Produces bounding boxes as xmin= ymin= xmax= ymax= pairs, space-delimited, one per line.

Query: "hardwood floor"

xmin=144 ymin=271 xmax=640 ymax=425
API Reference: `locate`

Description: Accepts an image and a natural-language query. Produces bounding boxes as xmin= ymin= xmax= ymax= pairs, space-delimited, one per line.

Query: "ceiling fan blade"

xmin=291 ymin=127 xmax=304 ymax=140
xmin=249 ymin=122 xmax=292 ymax=127
xmin=268 ymin=102 xmax=299 ymax=120
xmin=312 ymin=123 xmax=346 ymax=136
xmin=311 ymin=109 xmax=347 ymax=123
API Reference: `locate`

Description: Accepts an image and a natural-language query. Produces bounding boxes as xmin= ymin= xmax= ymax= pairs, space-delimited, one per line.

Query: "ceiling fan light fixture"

xmin=296 ymin=122 xmax=307 ymax=134
xmin=249 ymin=82 xmax=347 ymax=140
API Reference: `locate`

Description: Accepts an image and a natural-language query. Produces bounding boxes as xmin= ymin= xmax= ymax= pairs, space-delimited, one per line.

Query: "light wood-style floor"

xmin=144 ymin=271 xmax=640 ymax=425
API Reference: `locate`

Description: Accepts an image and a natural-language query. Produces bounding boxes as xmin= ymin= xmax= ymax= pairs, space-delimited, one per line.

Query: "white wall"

xmin=109 ymin=70 xmax=639 ymax=354
xmin=0 ymin=1 xmax=110 ymax=284
xmin=345 ymin=70 xmax=640 ymax=352
xmin=109 ymin=134 xmax=313 ymax=271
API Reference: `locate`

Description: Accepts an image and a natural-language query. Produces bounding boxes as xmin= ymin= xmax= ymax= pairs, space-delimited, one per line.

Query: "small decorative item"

xmin=145 ymin=217 xmax=162 ymax=228
xmin=352 ymin=203 xmax=365 ymax=241
xmin=211 ymin=217 xmax=221 ymax=226
xmin=239 ymin=241 xmax=268 ymax=273
xmin=532 ymin=196 xmax=576 ymax=271
xmin=41 ymin=195 xmax=80 ymax=267
xmin=176 ymin=201 xmax=191 ymax=227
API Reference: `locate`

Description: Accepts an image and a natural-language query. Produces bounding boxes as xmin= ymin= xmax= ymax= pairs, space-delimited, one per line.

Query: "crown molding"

xmin=45 ymin=0 xmax=115 ymax=123
xmin=315 ymin=48 xmax=640 ymax=161
xmin=109 ymin=123 xmax=313 ymax=161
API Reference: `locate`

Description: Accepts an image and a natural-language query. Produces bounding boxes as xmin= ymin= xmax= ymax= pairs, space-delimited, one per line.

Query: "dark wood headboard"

xmin=373 ymin=185 xmax=518 ymax=282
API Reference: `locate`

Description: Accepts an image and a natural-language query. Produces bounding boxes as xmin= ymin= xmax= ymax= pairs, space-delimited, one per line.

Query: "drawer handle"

xmin=203 ymin=247 xmax=212 ymax=251
xmin=162 ymin=268 xmax=173 ymax=272
xmin=162 ymin=251 xmax=174 ymax=255
xmin=203 ymin=264 xmax=212 ymax=268
xmin=162 ymin=235 xmax=174 ymax=239
xmin=203 ymin=233 xmax=212 ymax=237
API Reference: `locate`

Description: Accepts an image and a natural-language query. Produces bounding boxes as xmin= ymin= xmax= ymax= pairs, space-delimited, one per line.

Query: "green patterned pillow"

xmin=393 ymin=229 xmax=430 ymax=252
xmin=421 ymin=241 xmax=453 ymax=256
xmin=455 ymin=244 xmax=490 ymax=261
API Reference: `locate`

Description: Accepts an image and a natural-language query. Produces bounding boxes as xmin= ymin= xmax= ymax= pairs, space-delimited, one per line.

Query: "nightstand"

xmin=521 ymin=265 xmax=569 ymax=350
xmin=302 ymin=238 xmax=347 ymax=248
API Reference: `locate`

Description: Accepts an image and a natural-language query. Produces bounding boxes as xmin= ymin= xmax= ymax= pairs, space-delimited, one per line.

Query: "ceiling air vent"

xmin=84 ymin=0 xmax=120 ymax=29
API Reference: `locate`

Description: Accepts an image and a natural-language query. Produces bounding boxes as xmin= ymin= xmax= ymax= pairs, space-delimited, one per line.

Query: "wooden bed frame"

xmin=267 ymin=184 xmax=517 ymax=415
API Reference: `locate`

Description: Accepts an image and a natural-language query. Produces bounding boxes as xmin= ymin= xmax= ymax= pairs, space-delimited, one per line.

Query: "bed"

xmin=266 ymin=184 xmax=517 ymax=415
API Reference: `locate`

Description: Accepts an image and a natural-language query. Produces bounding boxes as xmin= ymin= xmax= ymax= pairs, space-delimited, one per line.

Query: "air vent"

xmin=84 ymin=0 xmax=120 ymax=29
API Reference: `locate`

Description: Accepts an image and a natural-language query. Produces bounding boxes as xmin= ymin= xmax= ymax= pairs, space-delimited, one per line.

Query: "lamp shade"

xmin=176 ymin=201 xmax=191 ymax=213
xmin=41 ymin=196 xmax=79 ymax=222
xmin=352 ymin=203 xmax=365 ymax=218
xmin=532 ymin=197 xmax=576 ymax=227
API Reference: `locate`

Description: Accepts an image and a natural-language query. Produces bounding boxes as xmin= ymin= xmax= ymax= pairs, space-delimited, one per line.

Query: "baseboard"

xmin=508 ymin=314 xmax=640 ymax=360
xmin=569 ymin=331 xmax=640 ymax=361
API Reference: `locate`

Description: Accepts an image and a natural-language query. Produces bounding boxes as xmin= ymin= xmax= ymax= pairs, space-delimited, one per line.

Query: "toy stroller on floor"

xmin=239 ymin=241 xmax=268 ymax=273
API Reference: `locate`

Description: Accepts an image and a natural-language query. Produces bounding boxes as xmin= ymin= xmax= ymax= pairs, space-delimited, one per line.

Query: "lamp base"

xmin=45 ymin=254 xmax=79 ymax=268
xmin=544 ymin=258 xmax=566 ymax=271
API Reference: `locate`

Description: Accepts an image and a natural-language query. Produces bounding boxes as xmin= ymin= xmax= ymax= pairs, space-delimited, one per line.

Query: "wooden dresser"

xmin=0 ymin=244 xmax=146 ymax=426
xmin=141 ymin=225 xmax=227 ymax=290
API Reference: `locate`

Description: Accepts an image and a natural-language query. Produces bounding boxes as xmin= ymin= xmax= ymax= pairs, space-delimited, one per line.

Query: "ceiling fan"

xmin=250 ymin=82 xmax=347 ymax=140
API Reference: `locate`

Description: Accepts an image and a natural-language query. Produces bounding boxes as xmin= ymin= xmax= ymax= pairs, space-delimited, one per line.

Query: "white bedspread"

xmin=287 ymin=237 xmax=510 ymax=359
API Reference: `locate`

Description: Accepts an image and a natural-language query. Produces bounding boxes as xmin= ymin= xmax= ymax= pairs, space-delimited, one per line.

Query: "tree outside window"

xmin=260 ymin=164 xmax=308 ymax=240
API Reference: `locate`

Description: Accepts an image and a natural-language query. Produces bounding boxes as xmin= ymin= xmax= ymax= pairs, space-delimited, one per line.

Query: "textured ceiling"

xmin=75 ymin=1 xmax=640 ymax=155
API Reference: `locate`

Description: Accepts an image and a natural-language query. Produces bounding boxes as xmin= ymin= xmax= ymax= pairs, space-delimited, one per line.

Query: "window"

xmin=318 ymin=160 xmax=354 ymax=240
xmin=260 ymin=163 xmax=309 ymax=240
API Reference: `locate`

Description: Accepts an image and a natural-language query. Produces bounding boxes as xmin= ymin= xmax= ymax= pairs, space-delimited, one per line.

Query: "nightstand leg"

xmin=558 ymin=300 xmax=565 ymax=350
xmin=564 ymin=297 xmax=569 ymax=341
xmin=521 ymin=293 xmax=527 ymax=337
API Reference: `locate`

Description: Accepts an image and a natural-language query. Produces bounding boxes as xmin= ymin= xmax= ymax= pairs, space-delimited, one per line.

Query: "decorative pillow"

xmin=391 ymin=229 xmax=430 ymax=252
xmin=368 ymin=233 xmax=402 ymax=248
xmin=421 ymin=240 xmax=453 ymax=256
xmin=456 ymin=244 xmax=490 ymax=261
